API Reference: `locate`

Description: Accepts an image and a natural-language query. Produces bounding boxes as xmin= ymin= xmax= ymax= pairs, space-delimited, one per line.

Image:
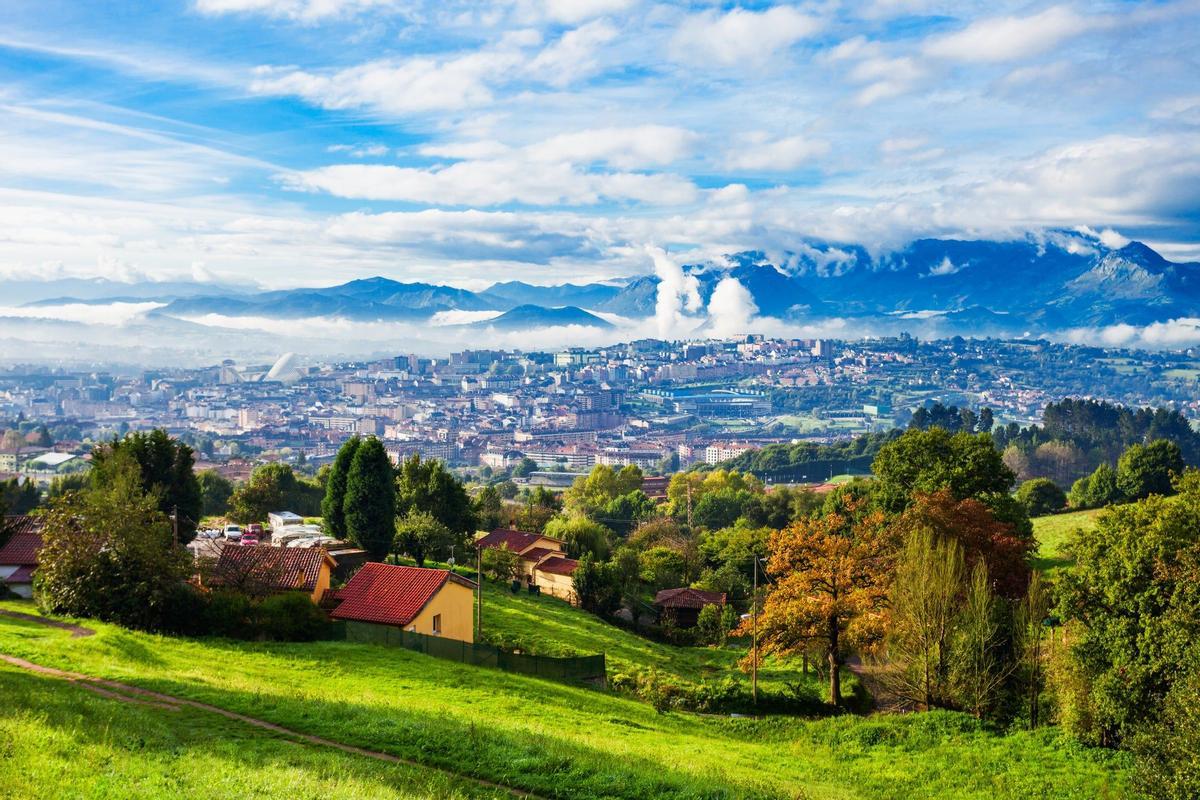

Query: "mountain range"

xmin=9 ymin=231 xmax=1198 ymax=337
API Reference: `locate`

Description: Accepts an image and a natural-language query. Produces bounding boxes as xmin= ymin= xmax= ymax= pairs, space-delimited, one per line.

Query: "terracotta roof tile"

xmin=331 ymin=563 xmax=476 ymax=627
xmin=653 ymin=588 xmax=727 ymax=609
xmin=213 ymin=546 xmax=331 ymax=592
xmin=535 ymin=556 xmax=579 ymax=576
xmin=521 ymin=546 xmax=557 ymax=563
xmin=0 ymin=517 xmax=43 ymax=566
xmin=475 ymin=528 xmax=541 ymax=554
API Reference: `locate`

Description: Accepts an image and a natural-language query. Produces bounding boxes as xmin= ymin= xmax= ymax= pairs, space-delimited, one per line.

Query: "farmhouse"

xmin=329 ymin=563 xmax=476 ymax=643
xmin=209 ymin=545 xmax=335 ymax=603
xmin=474 ymin=528 xmax=580 ymax=601
xmin=653 ymin=587 xmax=727 ymax=628
xmin=0 ymin=516 xmax=43 ymax=599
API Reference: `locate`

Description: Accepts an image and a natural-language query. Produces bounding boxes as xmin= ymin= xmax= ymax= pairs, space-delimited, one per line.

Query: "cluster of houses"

xmin=2 ymin=516 xmax=726 ymax=649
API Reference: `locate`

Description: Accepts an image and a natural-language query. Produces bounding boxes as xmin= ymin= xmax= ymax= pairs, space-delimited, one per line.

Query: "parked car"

xmin=223 ymin=524 xmax=243 ymax=541
xmin=245 ymin=523 xmax=264 ymax=538
xmin=240 ymin=533 xmax=260 ymax=546
xmin=197 ymin=528 xmax=221 ymax=540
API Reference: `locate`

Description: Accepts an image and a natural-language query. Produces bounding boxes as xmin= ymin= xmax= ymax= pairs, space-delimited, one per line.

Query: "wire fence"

xmin=341 ymin=620 xmax=606 ymax=682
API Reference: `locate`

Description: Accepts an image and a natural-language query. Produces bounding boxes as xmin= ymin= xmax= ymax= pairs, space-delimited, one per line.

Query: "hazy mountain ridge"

xmin=7 ymin=233 xmax=1197 ymax=335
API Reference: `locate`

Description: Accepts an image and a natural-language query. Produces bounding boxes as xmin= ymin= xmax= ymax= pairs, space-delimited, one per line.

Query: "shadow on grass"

xmin=12 ymin=644 xmax=783 ymax=800
xmin=0 ymin=667 xmax=508 ymax=800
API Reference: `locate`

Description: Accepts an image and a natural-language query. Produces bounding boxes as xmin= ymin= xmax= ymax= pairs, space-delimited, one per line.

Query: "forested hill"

xmin=696 ymin=430 xmax=902 ymax=479
xmin=705 ymin=399 xmax=1200 ymax=487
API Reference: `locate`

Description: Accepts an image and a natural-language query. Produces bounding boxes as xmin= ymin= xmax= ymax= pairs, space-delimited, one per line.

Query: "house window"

xmin=432 ymin=614 xmax=442 ymax=635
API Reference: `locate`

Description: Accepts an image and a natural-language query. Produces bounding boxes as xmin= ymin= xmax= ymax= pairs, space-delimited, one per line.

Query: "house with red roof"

xmin=0 ymin=516 xmax=44 ymax=599
xmin=474 ymin=528 xmax=579 ymax=602
xmin=653 ymin=587 xmax=727 ymax=628
xmin=329 ymin=563 xmax=477 ymax=643
xmin=209 ymin=545 xmax=335 ymax=604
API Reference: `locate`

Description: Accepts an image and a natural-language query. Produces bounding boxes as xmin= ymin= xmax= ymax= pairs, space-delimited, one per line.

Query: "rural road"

xmin=0 ymin=610 xmax=547 ymax=800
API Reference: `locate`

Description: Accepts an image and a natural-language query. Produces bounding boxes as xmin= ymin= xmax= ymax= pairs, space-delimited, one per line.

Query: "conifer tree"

xmin=344 ymin=437 xmax=396 ymax=561
xmin=321 ymin=437 xmax=361 ymax=539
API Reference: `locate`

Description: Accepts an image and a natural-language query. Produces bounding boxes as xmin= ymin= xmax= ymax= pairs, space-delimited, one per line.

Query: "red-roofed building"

xmin=329 ymin=563 xmax=477 ymax=642
xmin=653 ymin=587 xmax=727 ymax=628
xmin=474 ymin=528 xmax=579 ymax=602
xmin=0 ymin=516 xmax=44 ymax=598
xmin=209 ymin=545 xmax=335 ymax=603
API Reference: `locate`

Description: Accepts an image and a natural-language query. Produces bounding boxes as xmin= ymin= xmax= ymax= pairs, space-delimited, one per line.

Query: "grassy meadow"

xmin=1031 ymin=508 xmax=1102 ymax=574
xmin=0 ymin=599 xmax=1131 ymax=800
xmin=478 ymin=579 xmax=824 ymax=697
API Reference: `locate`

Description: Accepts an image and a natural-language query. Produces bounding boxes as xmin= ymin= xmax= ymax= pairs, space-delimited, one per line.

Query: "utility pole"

xmin=170 ymin=505 xmax=179 ymax=547
xmin=476 ymin=546 xmax=483 ymax=639
xmin=752 ymin=556 xmax=758 ymax=706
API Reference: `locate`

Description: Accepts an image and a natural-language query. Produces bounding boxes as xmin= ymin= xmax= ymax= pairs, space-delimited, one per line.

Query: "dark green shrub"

xmin=205 ymin=590 xmax=255 ymax=638
xmin=257 ymin=592 xmax=330 ymax=642
xmin=159 ymin=582 xmax=209 ymax=636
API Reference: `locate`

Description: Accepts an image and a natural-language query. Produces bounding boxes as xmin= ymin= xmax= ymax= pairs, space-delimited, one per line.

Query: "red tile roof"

xmin=213 ymin=546 xmax=333 ymax=593
xmin=653 ymin=588 xmax=727 ymax=609
xmin=475 ymin=528 xmax=543 ymax=554
xmin=331 ymin=563 xmax=476 ymax=627
xmin=0 ymin=517 xmax=43 ymax=566
xmin=535 ymin=555 xmax=579 ymax=576
xmin=521 ymin=546 xmax=557 ymax=563
xmin=5 ymin=565 xmax=34 ymax=584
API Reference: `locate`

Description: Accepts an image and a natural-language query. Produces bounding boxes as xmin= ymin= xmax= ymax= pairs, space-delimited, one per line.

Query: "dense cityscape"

xmin=3 ymin=334 xmax=1198 ymax=488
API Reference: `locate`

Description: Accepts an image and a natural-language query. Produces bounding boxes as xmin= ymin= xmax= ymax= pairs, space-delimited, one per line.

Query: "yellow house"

xmin=330 ymin=563 xmax=477 ymax=643
xmin=474 ymin=528 xmax=580 ymax=602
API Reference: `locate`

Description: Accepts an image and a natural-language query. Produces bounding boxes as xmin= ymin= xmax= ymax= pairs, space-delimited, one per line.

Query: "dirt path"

xmin=0 ymin=608 xmax=95 ymax=637
xmin=0 ymin=614 xmax=546 ymax=800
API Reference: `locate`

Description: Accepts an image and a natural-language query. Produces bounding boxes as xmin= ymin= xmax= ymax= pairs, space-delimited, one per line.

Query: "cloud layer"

xmin=0 ymin=0 xmax=1196 ymax=291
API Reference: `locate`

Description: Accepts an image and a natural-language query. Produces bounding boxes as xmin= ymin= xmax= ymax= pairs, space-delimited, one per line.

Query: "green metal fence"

xmin=342 ymin=620 xmax=606 ymax=682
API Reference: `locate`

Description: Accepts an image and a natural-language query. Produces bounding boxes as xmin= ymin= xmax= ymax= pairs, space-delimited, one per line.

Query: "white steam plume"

xmin=647 ymin=245 xmax=702 ymax=338
xmin=706 ymin=277 xmax=758 ymax=337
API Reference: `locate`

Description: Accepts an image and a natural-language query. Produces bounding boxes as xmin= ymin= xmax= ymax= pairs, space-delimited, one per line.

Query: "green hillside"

xmin=479 ymin=580 xmax=823 ymax=698
xmin=1032 ymin=508 xmax=1103 ymax=574
xmin=0 ymin=667 xmax=504 ymax=800
xmin=0 ymin=600 xmax=1131 ymax=800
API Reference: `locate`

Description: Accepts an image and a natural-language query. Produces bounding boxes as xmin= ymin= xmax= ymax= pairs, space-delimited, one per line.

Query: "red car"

xmin=245 ymin=523 xmax=264 ymax=536
xmin=240 ymin=533 xmax=260 ymax=546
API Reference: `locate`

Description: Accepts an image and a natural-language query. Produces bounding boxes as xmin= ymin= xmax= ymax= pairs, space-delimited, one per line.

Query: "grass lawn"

xmin=477 ymin=579 xmax=824 ymax=698
xmin=0 ymin=663 xmax=507 ymax=800
xmin=1031 ymin=508 xmax=1102 ymax=574
xmin=0 ymin=599 xmax=1131 ymax=800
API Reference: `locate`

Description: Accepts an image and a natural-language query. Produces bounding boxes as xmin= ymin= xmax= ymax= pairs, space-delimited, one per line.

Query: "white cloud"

xmin=923 ymin=6 xmax=1101 ymax=63
xmin=925 ymin=256 xmax=960 ymax=276
xmin=538 ymin=0 xmax=637 ymax=24
xmin=647 ymin=245 xmax=702 ymax=337
xmin=327 ymin=143 xmax=389 ymax=157
xmin=526 ymin=19 xmax=619 ymax=86
xmin=249 ymin=48 xmax=524 ymax=114
xmin=880 ymin=137 xmax=927 ymax=154
xmin=672 ymin=6 xmax=824 ymax=66
xmin=284 ymin=160 xmax=697 ymax=206
xmin=194 ymin=0 xmax=397 ymax=21
xmin=531 ymin=125 xmax=697 ymax=168
xmin=706 ymin=276 xmax=758 ymax=336
xmin=725 ymin=133 xmax=830 ymax=171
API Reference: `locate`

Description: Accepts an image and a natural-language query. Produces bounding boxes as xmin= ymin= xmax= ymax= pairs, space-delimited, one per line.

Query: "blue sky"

xmin=0 ymin=0 xmax=1198 ymax=289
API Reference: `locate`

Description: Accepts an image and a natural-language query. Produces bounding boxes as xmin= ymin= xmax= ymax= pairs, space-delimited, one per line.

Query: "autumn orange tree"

xmin=742 ymin=501 xmax=896 ymax=706
xmin=892 ymin=489 xmax=1032 ymax=599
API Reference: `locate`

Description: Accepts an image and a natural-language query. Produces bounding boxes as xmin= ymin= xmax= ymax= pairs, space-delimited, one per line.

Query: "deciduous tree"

xmin=745 ymin=502 xmax=896 ymax=705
